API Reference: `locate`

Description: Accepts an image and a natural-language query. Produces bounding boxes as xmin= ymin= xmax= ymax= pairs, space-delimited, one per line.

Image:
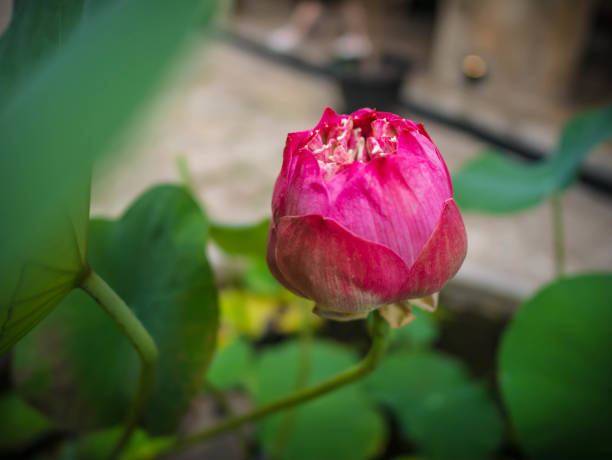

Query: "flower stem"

xmin=141 ymin=311 xmax=389 ymax=459
xmin=551 ymin=194 xmax=565 ymax=277
xmin=80 ymin=269 xmax=158 ymax=460
xmin=175 ymin=155 xmax=197 ymax=197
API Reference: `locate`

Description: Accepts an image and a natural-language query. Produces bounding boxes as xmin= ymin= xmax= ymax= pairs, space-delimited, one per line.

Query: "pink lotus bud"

xmin=267 ymin=108 xmax=467 ymax=321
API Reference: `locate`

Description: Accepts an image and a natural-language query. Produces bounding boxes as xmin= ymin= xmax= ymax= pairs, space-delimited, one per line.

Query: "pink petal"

xmin=325 ymin=153 xmax=451 ymax=268
xmin=399 ymin=125 xmax=452 ymax=194
xmin=273 ymin=214 xmax=411 ymax=314
xmin=266 ymin=222 xmax=307 ymax=298
xmin=350 ymin=107 xmax=377 ymax=119
xmin=399 ymin=198 xmax=467 ymax=298
xmin=398 ymin=122 xmax=453 ymax=195
xmin=272 ymin=147 xmax=330 ymax=222
xmin=272 ymin=131 xmax=313 ymax=216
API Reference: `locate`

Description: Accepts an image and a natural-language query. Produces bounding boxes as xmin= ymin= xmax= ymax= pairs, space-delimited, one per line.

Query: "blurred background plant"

xmin=1 ymin=0 xmax=611 ymax=459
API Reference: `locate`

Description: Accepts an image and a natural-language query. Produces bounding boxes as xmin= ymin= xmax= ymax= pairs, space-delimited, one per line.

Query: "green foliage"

xmin=56 ymin=427 xmax=173 ymax=460
xmin=243 ymin=259 xmax=283 ymax=294
xmin=210 ymin=218 xmax=270 ymax=260
xmin=366 ymin=351 xmax=467 ymax=408
xmin=499 ymin=273 xmax=612 ymax=458
xmin=366 ymin=350 xmax=503 ymax=460
xmin=210 ymin=218 xmax=283 ymax=294
xmin=0 ymin=0 xmax=218 ymax=353
xmin=249 ymin=340 xmax=386 ymax=460
xmin=453 ymin=105 xmax=612 ymax=213
xmin=407 ymin=383 xmax=503 ymax=460
xmin=452 ymin=152 xmax=555 ymax=213
xmin=206 ymin=338 xmax=253 ymax=390
xmin=0 ymin=392 xmax=54 ymax=451
xmin=13 ymin=185 xmax=219 ymax=435
xmin=219 ymin=289 xmax=318 ymax=341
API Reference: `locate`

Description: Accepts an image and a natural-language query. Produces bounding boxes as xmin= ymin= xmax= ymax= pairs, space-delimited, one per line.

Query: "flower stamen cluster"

xmin=307 ymin=115 xmax=399 ymax=179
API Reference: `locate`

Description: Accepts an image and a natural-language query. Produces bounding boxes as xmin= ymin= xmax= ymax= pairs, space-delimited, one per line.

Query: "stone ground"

xmin=91 ymin=38 xmax=612 ymax=309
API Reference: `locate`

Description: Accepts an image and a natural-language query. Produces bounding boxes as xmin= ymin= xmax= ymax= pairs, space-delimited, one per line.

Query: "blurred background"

xmin=89 ymin=0 xmax=612 ymax=299
xmin=1 ymin=1 xmax=611 ymax=459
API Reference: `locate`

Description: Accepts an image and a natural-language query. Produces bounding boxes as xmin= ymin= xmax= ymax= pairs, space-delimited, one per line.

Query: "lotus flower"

xmin=267 ymin=108 xmax=467 ymax=324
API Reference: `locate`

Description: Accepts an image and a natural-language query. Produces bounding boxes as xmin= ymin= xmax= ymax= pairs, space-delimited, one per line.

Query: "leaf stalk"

xmin=80 ymin=269 xmax=158 ymax=460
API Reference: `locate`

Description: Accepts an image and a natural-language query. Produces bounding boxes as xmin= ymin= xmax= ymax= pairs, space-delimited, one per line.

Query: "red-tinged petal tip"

xmin=399 ymin=198 xmax=467 ymax=298
xmin=283 ymin=131 xmax=313 ymax=160
xmin=273 ymin=214 xmax=411 ymax=315
xmin=315 ymin=107 xmax=344 ymax=130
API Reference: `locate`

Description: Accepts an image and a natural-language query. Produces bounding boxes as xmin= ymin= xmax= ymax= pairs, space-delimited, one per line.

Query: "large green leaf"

xmin=499 ymin=273 xmax=612 ymax=458
xmin=407 ymin=382 xmax=503 ymax=460
xmin=366 ymin=351 xmax=467 ymax=408
xmin=453 ymin=106 xmax=612 ymax=213
xmin=0 ymin=182 xmax=89 ymax=355
xmin=249 ymin=340 xmax=386 ymax=460
xmin=0 ymin=0 xmax=217 ymax=353
xmin=0 ymin=0 xmax=85 ymax=101
xmin=13 ymin=185 xmax=219 ymax=435
xmin=366 ymin=351 xmax=503 ymax=460
xmin=0 ymin=0 xmax=215 ymax=240
xmin=0 ymin=0 xmax=92 ymax=355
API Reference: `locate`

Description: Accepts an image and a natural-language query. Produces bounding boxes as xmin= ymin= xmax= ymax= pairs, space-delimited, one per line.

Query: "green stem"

xmin=80 ymin=269 xmax=158 ymax=460
xmin=175 ymin=155 xmax=197 ymax=197
xmin=142 ymin=311 xmax=389 ymax=459
xmin=551 ymin=194 xmax=565 ymax=277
